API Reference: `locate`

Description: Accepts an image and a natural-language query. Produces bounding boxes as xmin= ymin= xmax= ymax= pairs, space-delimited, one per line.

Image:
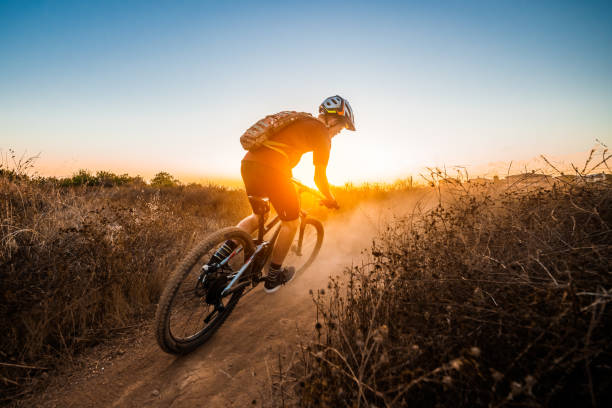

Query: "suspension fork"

xmin=294 ymin=211 xmax=309 ymax=256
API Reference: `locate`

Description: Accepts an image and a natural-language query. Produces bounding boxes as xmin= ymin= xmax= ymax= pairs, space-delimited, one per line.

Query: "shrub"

xmin=150 ymin=171 xmax=180 ymax=187
xmin=291 ymin=177 xmax=611 ymax=407
xmin=54 ymin=170 xmax=145 ymax=187
xmin=0 ymin=176 xmax=250 ymax=398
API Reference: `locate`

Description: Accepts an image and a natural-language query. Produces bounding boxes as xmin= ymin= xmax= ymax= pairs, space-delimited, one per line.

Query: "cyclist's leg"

xmin=270 ymin=218 xmax=299 ymax=265
xmin=208 ymin=162 xmax=268 ymax=265
xmin=265 ymin=216 xmax=299 ymax=293
xmin=240 ymin=163 xmax=299 ymax=292
xmin=266 ymin=173 xmax=300 ymax=267
xmin=236 ymin=212 xmax=267 ymax=235
xmin=237 ymin=160 xmax=300 ymax=268
xmin=238 ymin=160 xmax=271 ymax=234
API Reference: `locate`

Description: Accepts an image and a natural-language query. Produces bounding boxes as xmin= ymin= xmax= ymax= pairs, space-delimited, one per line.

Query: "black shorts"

xmin=241 ymin=160 xmax=299 ymax=221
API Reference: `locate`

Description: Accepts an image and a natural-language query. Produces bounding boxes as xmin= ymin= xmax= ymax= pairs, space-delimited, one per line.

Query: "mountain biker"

xmin=208 ymin=95 xmax=356 ymax=293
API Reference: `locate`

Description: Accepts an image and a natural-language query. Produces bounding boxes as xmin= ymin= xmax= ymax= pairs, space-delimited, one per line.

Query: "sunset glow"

xmin=1 ymin=1 xmax=611 ymax=185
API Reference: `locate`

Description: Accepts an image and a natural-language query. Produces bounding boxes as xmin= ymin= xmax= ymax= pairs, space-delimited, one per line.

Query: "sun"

xmin=291 ymin=146 xmax=418 ymax=189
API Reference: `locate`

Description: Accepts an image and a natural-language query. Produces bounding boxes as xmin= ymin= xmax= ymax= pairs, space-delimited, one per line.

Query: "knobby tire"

xmin=155 ymin=227 xmax=255 ymax=354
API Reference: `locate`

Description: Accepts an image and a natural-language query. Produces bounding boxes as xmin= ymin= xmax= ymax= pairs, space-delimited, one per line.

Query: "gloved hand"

xmin=320 ymin=198 xmax=339 ymax=210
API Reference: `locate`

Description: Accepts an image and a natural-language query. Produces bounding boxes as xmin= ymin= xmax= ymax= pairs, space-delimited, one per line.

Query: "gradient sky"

xmin=1 ymin=0 xmax=611 ymax=184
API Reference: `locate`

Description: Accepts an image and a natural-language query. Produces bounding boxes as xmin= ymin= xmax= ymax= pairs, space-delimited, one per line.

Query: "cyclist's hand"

xmin=320 ymin=198 xmax=339 ymax=210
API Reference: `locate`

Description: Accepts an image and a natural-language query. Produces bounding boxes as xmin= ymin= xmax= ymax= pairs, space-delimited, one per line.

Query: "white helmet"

xmin=319 ymin=95 xmax=356 ymax=131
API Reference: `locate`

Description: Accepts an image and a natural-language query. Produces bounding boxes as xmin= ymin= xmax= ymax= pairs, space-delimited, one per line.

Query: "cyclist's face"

xmin=326 ymin=117 xmax=345 ymax=138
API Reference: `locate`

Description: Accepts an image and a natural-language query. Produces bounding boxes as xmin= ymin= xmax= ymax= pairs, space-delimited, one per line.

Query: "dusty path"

xmin=29 ymin=194 xmax=432 ymax=408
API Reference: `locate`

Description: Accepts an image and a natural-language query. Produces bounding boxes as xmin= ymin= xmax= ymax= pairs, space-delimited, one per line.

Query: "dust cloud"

xmin=292 ymin=188 xmax=438 ymax=292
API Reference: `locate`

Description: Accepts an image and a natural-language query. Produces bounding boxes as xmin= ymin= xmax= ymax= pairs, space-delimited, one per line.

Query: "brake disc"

xmin=205 ymin=275 xmax=227 ymax=305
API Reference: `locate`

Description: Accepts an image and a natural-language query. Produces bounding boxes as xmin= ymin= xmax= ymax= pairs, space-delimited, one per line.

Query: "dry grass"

xmin=282 ymin=165 xmax=611 ymax=407
xmin=0 ymin=169 xmax=250 ymax=400
xmin=0 ymin=161 xmax=420 ymax=402
xmin=3 ymin=149 xmax=610 ymax=406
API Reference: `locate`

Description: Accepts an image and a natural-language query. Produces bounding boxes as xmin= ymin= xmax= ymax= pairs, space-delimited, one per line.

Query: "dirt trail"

xmin=30 ymin=193 xmax=434 ymax=408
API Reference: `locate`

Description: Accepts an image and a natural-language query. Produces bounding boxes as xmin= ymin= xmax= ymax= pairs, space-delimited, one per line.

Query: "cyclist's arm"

xmin=312 ymin=124 xmax=336 ymax=205
xmin=314 ymin=164 xmax=334 ymax=202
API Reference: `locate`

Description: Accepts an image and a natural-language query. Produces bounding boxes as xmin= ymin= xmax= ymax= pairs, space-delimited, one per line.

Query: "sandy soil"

xmin=23 ymin=193 xmax=433 ymax=408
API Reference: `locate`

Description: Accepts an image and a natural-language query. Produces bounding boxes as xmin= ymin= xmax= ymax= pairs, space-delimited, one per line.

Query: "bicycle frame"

xmin=220 ymin=179 xmax=323 ymax=297
xmin=220 ymin=212 xmax=300 ymax=297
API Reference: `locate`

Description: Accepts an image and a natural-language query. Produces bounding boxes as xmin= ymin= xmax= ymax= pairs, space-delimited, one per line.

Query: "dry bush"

xmin=0 ymin=175 xmax=249 ymax=399
xmin=0 ymin=155 xmax=420 ymax=399
xmin=288 ymin=173 xmax=611 ymax=407
xmin=0 ymin=165 xmax=414 ymax=401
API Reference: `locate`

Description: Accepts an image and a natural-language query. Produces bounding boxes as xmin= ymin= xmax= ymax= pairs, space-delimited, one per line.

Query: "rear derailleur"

xmin=196 ymin=264 xmax=229 ymax=305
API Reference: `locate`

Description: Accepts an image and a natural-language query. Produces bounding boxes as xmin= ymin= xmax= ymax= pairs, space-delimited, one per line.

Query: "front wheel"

xmin=155 ymin=227 xmax=255 ymax=354
xmin=285 ymin=217 xmax=324 ymax=274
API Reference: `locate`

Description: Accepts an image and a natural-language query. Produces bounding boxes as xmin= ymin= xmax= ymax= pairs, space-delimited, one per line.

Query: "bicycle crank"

xmin=205 ymin=275 xmax=227 ymax=305
xmin=203 ymin=302 xmax=225 ymax=323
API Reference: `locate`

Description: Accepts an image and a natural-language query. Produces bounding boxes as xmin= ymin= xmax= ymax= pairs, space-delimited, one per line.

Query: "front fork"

xmin=292 ymin=211 xmax=308 ymax=256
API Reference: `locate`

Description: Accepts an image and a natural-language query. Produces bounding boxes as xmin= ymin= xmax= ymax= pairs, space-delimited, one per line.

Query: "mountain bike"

xmin=155 ymin=179 xmax=325 ymax=354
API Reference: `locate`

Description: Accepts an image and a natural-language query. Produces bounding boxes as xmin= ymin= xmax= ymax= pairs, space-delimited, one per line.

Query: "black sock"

xmin=270 ymin=262 xmax=282 ymax=270
xmin=208 ymin=240 xmax=238 ymax=265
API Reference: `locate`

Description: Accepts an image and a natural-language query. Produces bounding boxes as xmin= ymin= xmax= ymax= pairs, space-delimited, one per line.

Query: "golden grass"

xmin=0 ymin=174 xmax=250 ymax=397
xmin=0 ymin=166 xmax=421 ymax=401
xmin=280 ymin=166 xmax=612 ymax=407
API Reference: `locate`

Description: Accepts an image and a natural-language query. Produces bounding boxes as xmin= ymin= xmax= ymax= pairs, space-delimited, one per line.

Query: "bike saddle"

xmin=248 ymin=196 xmax=270 ymax=215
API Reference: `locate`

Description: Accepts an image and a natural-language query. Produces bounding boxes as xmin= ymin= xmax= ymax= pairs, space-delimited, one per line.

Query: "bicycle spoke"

xmin=165 ymin=238 xmax=252 ymax=344
xmin=155 ymin=209 xmax=319 ymax=354
xmin=173 ymin=290 xmax=197 ymax=309
xmin=177 ymin=307 xmax=200 ymax=338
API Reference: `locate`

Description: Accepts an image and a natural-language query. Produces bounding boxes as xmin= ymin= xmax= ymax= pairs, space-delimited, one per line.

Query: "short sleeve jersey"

xmin=242 ymin=117 xmax=331 ymax=175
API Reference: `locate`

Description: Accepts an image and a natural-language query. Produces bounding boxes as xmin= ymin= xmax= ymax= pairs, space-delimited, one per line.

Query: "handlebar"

xmin=291 ymin=178 xmax=339 ymax=210
xmin=291 ymin=178 xmax=326 ymax=200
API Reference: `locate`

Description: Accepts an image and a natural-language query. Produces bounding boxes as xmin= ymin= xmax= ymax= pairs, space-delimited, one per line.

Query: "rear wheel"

xmin=285 ymin=217 xmax=324 ymax=274
xmin=155 ymin=227 xmax=255 ymax=354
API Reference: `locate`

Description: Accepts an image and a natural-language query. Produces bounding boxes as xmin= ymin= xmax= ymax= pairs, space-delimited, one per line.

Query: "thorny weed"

xmin=275 ymin=158 xmax=611 ymax=407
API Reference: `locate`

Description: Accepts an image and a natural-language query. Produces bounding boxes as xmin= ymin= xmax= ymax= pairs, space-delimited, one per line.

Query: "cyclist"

xmin=208 ymin=95 xmax=356 ymax=293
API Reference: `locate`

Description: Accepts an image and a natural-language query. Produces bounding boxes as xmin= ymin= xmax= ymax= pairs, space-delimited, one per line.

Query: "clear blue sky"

xmin=1 ymin=0 xmax=611 ymax=183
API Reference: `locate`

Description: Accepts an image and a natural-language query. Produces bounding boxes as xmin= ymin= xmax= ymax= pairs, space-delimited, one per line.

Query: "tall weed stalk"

xmin=291 ymin=167 xmax=611 ymax=407
xmin=0 ymin=175 xmax=249 ymax=399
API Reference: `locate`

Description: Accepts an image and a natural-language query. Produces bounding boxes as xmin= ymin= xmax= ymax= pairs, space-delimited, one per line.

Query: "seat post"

xmin=248 ymin=196 xmax=270 ymax=243
xmin=257 ymin=213 xmax=265 ymax=242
